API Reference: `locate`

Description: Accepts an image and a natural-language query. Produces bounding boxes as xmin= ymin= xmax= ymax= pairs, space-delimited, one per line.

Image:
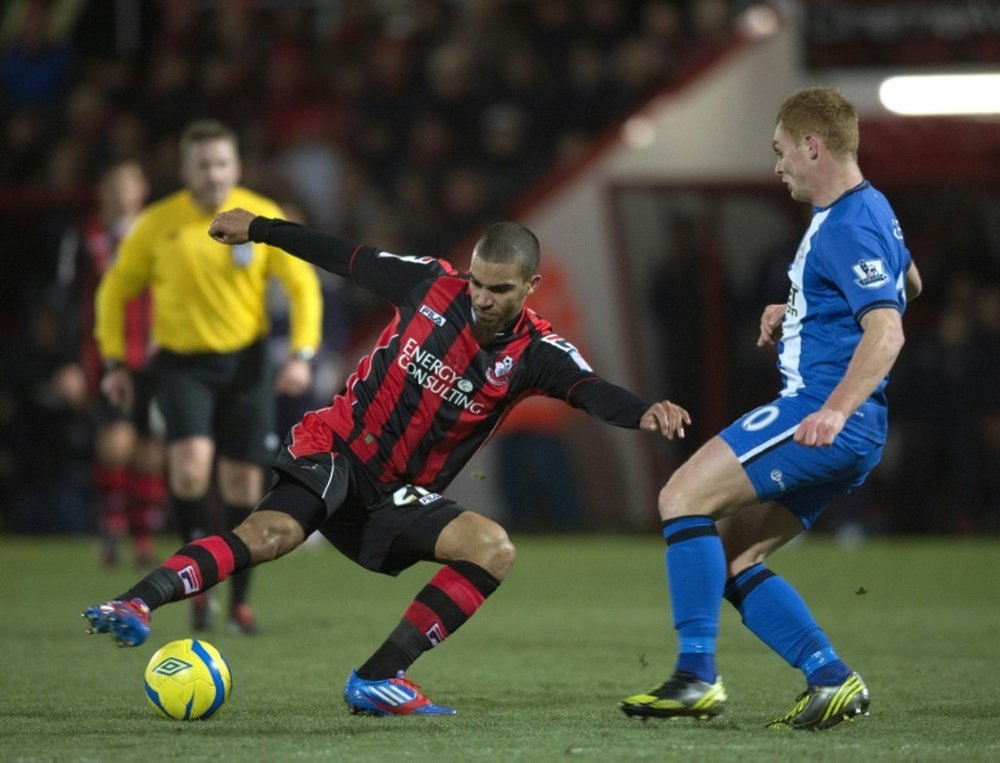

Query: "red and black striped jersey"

xmin=249 ymin=218 xmax=651 ymax=493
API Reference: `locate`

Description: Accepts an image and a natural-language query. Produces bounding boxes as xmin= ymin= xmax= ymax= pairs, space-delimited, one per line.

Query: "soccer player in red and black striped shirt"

xmin=84 ymin=209 xmax=690 ymax=716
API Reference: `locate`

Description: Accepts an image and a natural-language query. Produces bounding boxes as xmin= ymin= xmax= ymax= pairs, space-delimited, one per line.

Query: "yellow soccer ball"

xmin=143 ymin=639 xmax=232 ymax=720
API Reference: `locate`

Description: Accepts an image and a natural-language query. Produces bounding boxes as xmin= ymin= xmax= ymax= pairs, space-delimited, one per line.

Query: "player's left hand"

xmin=794 ymin=408 xmax=847 ymax=447
xmin=641 ymin=400 xmax=691 ymax=439
xmin=208 ymin=208 xmax=256 ymax=244
xmin=757 ymin=303 xmax=786 ymax=347
xmin=274 ymin=358 xmax=312 ymax=396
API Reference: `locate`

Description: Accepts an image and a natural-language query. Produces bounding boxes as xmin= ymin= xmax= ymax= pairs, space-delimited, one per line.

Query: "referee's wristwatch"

xmin=103 ymin=359 xmax=127 ymax=373
xmin=292 ymin=347 xmax=316 ymax=362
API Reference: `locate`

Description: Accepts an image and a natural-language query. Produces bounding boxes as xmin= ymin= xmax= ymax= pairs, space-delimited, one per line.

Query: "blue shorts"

xmin=719 ymin=395 xmax=884 ymax=529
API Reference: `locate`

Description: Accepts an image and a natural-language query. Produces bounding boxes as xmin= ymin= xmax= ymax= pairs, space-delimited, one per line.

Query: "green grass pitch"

xmin=2 ymin=534 xmax=999 ymax=761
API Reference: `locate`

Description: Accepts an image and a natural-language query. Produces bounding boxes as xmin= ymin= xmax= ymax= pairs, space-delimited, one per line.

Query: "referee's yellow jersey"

xmin=95 ymin=186 xmax=322 ymax=360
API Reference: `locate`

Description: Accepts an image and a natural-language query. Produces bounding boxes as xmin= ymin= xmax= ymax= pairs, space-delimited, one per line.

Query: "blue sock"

xmin=662 ymin=516 xmax=725 ymax=683
xmin=724 ymin=564 xmax=851 ymax=686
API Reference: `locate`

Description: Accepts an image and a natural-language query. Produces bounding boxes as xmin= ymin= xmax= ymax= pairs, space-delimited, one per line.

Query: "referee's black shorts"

xmin=152 ymin=340 xmax=275 ymax=464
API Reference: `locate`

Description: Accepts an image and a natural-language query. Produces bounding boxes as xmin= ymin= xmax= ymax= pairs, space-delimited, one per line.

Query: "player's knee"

xmin=657 ymin=481 xmax=686 ymax=521
xmin=235 ymin=511 xmax=305 ymax=565
xmin=96 ymin=423 xmax=136 ymax=466
xmin=488 ymin=527 xmax=517 ymax=580
xmin=168 ymin=438 xmax=214 ymax=498
xmin=169 ymin=462 xmax=211 ymax=499
xmin=217 ymin=461 xmax=263 ymax=506
xmin=170 ymin=474 xmax=209 ymax=500
xmin=470 ymin=521 xmax=516 ymax=580
xmin=219 ymin=482 xmax=260 ymax=508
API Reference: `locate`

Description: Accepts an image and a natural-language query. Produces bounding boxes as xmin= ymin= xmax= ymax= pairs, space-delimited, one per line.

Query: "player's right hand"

xmin=208 ymin=208 xmax=255 ymax=244
xmin=641 ymin=400 xmax=691 ymax=440
xmin=757 ymin=303 xmax=786 ymax=347
xmin=100 ymin=367 xmax=134 ymax=410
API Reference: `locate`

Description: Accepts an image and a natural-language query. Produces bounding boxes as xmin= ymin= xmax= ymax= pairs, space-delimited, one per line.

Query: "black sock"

xmin=357 ymin=561 xmax=500 ymax=680
xmin=118 ymin=531 xmax=251 ymax=610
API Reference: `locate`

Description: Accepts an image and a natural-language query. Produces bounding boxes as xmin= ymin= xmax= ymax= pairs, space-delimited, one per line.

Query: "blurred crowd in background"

xmin=1 ymin=0 xmax=997 ymax=538
xmin=1 ymin=0 xmax=736 ymax=244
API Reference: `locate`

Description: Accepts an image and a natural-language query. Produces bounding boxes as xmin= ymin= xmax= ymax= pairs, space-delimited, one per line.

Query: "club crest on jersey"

xmin=852 ymin=259 xmax=889 ymax=288
xmin=230 ymin=242 xmax=253 ymax=267
xmin=419 ymin=304 xmax=446 ymax=327
xmin=486 ymin=355 xmax=514 ymax=386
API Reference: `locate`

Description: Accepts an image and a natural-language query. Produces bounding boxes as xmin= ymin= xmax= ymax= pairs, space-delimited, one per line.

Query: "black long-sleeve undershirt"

xmin=249 ymin=216 xmax=364 ymax=278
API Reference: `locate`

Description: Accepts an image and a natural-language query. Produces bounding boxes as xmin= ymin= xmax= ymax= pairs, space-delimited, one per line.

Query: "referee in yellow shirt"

xmin=95 ymin=120 xmax=322 ymax=635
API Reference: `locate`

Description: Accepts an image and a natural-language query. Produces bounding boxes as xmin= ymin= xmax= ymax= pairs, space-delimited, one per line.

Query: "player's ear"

xmin=804 ymin=133 xmax=821 ymax=160
xmin=526 ymin=273 xmax=542 ymax=295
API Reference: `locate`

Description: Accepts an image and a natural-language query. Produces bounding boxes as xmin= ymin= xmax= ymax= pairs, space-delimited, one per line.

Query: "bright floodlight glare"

xmin=879 ymin=74 xmax=1000 ymax=115
xmin=623 ymin=117 xmax=656 ymax=149
xmin=739 ymin=4 xmax=781 ymax=39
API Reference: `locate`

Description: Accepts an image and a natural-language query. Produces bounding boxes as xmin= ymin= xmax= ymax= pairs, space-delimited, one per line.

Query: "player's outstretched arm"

xmin=640 ymin=400 xmax=691 ymax=440
xmin=210 ymin=209 xmax=368 ymax=281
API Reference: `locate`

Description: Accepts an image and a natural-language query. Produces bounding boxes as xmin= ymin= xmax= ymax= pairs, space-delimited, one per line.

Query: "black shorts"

xmin=151 ymin=341 xmax=274 ymax=463
xmin=257 ymin=445 xmax=464 ymax=577
xmin=97 ymin=369 xmax=160 ymax=437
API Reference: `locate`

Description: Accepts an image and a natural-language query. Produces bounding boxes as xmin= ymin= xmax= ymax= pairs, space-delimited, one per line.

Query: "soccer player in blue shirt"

xmin=620 ymin=87 xmax=922 ymax=730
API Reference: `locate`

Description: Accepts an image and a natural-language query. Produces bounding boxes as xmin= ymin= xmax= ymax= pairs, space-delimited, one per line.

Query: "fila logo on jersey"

xmin=852 ymin=259 xmax=889 ymax=288
xmin=419 ymin=304 xmax=446 ymax=327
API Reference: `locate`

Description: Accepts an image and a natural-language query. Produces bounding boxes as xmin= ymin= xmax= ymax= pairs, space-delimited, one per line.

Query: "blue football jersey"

xmin=777 ymin=181 xmax=912 ymax=442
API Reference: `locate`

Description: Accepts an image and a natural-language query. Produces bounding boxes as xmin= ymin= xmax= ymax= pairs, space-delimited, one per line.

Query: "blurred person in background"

xmin=93 ymin=120 xmax=322 ymax=635
xmin=620 ymin=87 xmax=922 ymax=730
xmin=56 ymin=160 xmax=165 ymax=569
xmin=0 ymin=0 xmax=79 ymax=115
xmin=4 ymin=299 xmax=92 ymax=534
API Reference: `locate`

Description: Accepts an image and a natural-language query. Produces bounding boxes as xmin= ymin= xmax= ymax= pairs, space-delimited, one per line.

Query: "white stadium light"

xmin=739 ymin=3 xmax=782 ymax=40
xmin=879 ymin=74 xmax=1000 ymax=116
xmin=622 ymin=117 xmax=657 ymax=149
